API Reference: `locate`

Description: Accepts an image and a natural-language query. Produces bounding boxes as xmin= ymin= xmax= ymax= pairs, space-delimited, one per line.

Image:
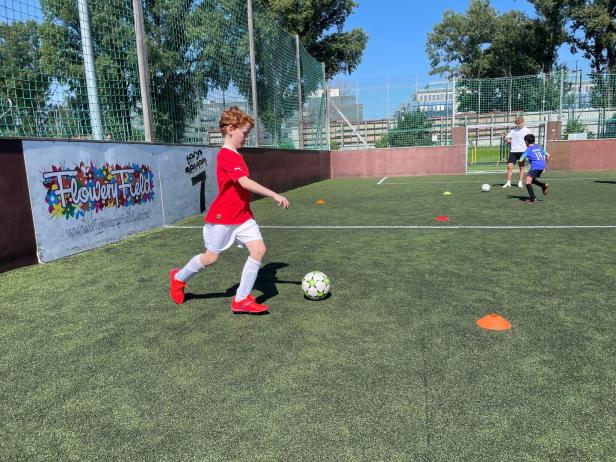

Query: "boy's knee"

xmin=251 ymin=243 xmax=266 ymax=260
xmin=200 ymin=251 xmax=218 ymax=266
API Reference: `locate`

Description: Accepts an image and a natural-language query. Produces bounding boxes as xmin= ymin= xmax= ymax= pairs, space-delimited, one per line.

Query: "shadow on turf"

xmin=595 ymin=180 xmax=616 ymax=184
xmin=507 ymin=194 xmax=537 ymax=202
xmin=184 ymin=262 xmax=301 ymax=304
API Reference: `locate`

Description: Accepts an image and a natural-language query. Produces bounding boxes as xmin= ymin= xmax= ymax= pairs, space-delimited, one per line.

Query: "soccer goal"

xmin=465 ymin=121 xmax=547 ymax=173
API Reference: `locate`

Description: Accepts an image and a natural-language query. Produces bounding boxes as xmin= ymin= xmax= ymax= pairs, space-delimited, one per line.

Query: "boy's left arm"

xmin=237 ymin=176 xmax=289 ymax=208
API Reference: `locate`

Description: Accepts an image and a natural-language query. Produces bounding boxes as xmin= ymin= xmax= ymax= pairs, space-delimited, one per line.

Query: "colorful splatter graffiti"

xmin=42 ymin=162 xmax=156 ymax=220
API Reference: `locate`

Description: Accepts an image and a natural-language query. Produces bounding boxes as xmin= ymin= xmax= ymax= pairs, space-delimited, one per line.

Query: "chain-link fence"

xmin=330 ymin=72 xmax=616 ymax=149
xmin=0 ymin=0 xmax=327 ymax=149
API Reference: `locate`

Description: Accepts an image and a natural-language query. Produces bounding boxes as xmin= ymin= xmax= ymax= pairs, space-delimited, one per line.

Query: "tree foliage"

xmin=376 ymin=109 xmax=434 ymax=148
xmin=0 ymin=21 xmax=49 ymax=136
xmin=260 ymin=0 xmax=367 ymax=79
xmin=567 ymin=0 xmax=616 ymax=73
xmin=426 ymin=0 xmax=567 ymax=78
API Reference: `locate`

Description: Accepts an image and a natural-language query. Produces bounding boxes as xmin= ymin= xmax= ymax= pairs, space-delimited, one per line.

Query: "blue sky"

xmin=341 ymin=0 xmax=588 ymax=80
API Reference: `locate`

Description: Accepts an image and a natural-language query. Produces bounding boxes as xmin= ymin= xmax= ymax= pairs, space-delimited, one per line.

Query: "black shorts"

xmin=528 ymin=169 xmax=543 ymax=179
xmin=507 ymin=152 xmax=525 ymax=165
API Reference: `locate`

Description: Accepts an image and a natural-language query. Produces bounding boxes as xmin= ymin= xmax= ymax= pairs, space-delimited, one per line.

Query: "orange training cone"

xmin=435 ymin=215 xmax=449 ymax=222
xmin=476 ymin=313 xmax=512 ymax=331
xmin=315 ymin=199 xmax=326 ymax=205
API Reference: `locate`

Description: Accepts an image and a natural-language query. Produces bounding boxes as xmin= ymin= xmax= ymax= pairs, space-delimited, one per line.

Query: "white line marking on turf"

xmin=381 ymin=176 xmax=612 ymax=185
xmin=377 ymin=176 xmax=388 ymax=185
xmin=165 ymin=225 xmax=616 ymax=230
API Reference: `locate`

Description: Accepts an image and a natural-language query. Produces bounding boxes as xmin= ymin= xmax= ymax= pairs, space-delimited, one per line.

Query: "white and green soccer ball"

xmin=302 ymin=271 xmax=330 ymax=300
xmin=481 ymin=183 xmax=491 ymax=192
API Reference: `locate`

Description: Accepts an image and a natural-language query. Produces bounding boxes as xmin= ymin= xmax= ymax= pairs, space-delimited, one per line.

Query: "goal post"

xmin=464 ymin=121 xmax=548 ymax=173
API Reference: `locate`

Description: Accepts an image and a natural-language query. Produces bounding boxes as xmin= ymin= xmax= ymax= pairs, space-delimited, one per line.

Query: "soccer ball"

xmin=302 ymin=271 xmax=330 ymax=300
xmin=481 ymin=183 xmax=491 ymax=192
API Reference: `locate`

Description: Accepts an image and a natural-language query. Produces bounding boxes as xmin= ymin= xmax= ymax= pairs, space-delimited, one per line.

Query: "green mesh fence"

xmin=2 ymin=1 xmax=613 ymax=149
xmin=330 ymin=72 xmax=616 ymax=149
xmin=299 ymin=43 xmax=326 ymax=150
xmin=0 ymin=0 xmax=143 ymax=140
xmin=0 ymin=0 xmax=326 ymax=149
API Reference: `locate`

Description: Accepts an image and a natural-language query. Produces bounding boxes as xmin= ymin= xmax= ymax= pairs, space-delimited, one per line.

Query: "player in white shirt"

xmin=502 ymin=116 xmax=531 ymax=188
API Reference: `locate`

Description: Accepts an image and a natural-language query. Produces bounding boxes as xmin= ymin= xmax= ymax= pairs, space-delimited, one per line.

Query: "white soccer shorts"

xmin=203 ymin=219 xmax=263 ymax=254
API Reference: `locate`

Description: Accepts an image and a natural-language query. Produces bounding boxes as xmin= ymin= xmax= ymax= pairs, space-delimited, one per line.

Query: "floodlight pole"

xmin=133 ymin=0 xmax=154 ymax=142
xmin=295 ymin=35 xmax=304 ymax=149
xmin=247 ymin=0 xmax=260 ymax=146
xmin=77 ymin=0 xmax=104 ymax=140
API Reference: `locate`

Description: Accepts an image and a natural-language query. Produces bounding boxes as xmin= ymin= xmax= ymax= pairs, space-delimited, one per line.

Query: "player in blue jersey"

xmin=519 ymin=134 xmax=550 ymax=203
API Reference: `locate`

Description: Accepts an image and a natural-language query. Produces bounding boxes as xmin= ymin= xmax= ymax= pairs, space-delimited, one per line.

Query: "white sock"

xmin=176 ymin=255 xmax=205 ymax=283
xmin=235 ymin=257 xmax=261 ymax=301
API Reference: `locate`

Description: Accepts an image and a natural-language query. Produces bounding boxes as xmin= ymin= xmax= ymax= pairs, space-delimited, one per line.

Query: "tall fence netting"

xmin=0 ymin=0 xmax=326 ymax=149
xmin=330 ymin=72 xmax=616 ymax=149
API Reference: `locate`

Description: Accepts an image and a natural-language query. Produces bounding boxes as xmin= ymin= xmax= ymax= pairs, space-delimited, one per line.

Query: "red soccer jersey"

xmin=204 ymin=147 xmax=253 ymax=224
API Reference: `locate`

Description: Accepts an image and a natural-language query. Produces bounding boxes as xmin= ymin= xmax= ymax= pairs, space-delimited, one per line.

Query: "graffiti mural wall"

xmin=22 ymin=141 xmax=216 ymax=262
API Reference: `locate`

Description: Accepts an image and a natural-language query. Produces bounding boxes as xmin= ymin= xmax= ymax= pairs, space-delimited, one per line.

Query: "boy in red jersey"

xmin=169 ymin=107 xmax=289 ymax=314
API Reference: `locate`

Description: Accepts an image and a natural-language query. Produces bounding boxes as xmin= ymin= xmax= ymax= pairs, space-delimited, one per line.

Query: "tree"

xmin=567 ymin=0 xmax=616 ymax=73
xmin=426 ymin=0 xmax=568 ymax=78
xmin=426 ymin=0 xmax=498 ymax=78
xmin=376 ymin=109 xmax=434 ymax=148
xmin=0 ymin=21 xmax=50 ymax=136
xmin=36 ymin=0 xmax=247 ymax=143
xmin=526 ymin=0 xmax=570 ymax=72
xmin=260 ymin=0 xmax=367 ymax=79
xmin=38 ymin=0 xmax=142 ymax=140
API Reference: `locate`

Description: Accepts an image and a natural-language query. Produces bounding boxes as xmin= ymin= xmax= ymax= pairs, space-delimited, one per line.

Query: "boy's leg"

xmin=503 ymin=162 xmax=513 ymax=187
xmin=176 ymin=251 xmax=218 ymax=282
xmin=518 ymin=160 xmax=526 ymax=187
xmin=235 ymin=239 xmax=266 ymax=302
xmin=229 ymin=221 xmax=269 ymax=313
xmin=169 ymin=223 xmax=232 ymax=305
xmin=530 ymin=170 xmax=549 ymax=194
xmin=525 ymin=173 xmax=537 ymax=201
xmin=170 ymin=250 xmax=218 ymax=304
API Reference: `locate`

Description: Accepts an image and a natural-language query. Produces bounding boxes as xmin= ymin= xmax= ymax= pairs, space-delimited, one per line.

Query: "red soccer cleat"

xmin=169 ymin=268 xmax=186 ymax=304
xmin=231 ymin=296 xmax=269 ymax=314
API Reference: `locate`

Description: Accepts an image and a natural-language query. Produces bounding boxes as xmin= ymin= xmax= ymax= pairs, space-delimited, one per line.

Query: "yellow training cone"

xmin=315 ymin=199 xmax=326 ymax=205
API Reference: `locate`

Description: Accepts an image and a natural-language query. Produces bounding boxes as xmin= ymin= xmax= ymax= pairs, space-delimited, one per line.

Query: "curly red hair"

xmin=219 ymin=106 xmax=255 ymax=135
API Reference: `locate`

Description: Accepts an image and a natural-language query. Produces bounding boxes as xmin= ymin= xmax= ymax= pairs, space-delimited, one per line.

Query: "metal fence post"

xmin=77 ymin=0 xmax=104 ymax=140
xmin=559 ymin=68 xmax=564 ymax=121
xmin=452 ymin=76 xmax=456 ymax=126
xmin=322 ymin=62 xmax=330 ymax=150
xmin=133 ymin=0 xmax=154 ymax=142
xmin=508 ymin=75 xmax=512 ymax=117
xmin=247 ymin=0 xmax=260 ymax=146
xmin=295 ymin=35 xmax=303 ymax=149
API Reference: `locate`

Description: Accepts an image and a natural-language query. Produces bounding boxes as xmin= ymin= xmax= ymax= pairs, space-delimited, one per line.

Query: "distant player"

xmin=519 ymin=133 xmax=550 ymax=203
xmin=169 ymin=106 xmax=289 ymax=314
xmin=502 ymin=116 xmax=531 ymax=188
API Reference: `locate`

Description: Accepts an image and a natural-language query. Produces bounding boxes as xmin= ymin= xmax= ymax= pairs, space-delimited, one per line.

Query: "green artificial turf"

xmin=1 ymin=171 xmax=616 ymax=460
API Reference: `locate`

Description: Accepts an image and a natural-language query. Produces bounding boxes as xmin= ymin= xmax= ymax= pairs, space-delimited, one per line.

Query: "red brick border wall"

xmin=546 ymin=139 xmax=616 ymax=171
xmin=0 ymin=139 xmax=38 ymax=272
xmin=330 ymin=145 xmax=466 ymax=178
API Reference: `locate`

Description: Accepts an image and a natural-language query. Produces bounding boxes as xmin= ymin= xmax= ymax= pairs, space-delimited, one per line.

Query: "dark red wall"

xmin=0 ymin=139 xmax=38 ymax=272
xmin=242 ymin=148 xmax=330 ymax=193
